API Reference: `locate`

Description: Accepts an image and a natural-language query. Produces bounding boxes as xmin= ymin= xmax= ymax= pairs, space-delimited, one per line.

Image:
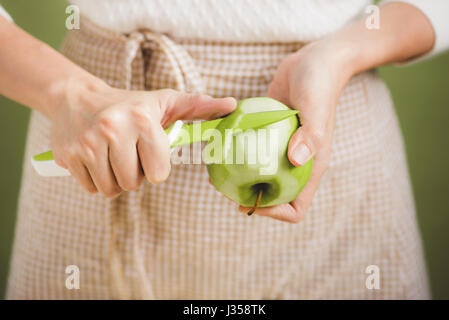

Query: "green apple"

xmin=206 ymin=97 xmax=313 ymax=211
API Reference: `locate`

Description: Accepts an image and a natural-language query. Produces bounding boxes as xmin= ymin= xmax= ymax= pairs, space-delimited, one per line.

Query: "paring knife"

xmin=31 ymin=110 xmax=298 ymax=177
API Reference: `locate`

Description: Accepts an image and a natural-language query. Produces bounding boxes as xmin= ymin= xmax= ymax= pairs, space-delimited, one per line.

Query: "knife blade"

xmin=168 ymin=109 xmax=298 ymax=147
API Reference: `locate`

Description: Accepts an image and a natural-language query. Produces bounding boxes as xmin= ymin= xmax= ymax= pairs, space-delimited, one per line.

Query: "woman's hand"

xmin=50 ymin=79 xmax=235 ymax=197
xmin=238 ymin=1 xmax=436 ymax=223
xmin=241 ymin=2 xmax=435 ymax=222
xmin=239 ymin=40 xmax=356 ymax=222
xmin=0 ymin=16 xmax=236 ymax=198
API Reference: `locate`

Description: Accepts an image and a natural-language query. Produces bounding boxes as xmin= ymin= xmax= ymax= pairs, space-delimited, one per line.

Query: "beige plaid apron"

xmin=7 ymin=18 xmax=430 ymax=299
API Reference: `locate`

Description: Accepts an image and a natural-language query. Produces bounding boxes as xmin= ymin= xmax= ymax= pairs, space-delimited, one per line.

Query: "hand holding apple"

xmin=238 ymin=40 xmax=357 ymax=223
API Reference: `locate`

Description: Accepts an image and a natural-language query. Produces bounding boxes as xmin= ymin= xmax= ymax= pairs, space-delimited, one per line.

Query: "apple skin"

xmin=206 ymin=97 xmax=313 ymax=207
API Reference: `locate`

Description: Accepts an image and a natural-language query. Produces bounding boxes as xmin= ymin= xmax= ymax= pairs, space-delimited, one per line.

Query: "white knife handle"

xmin=30 ymin=157 xmax=71 ymax=177
xmin=31 ymin=120 xmax=184 ymax=177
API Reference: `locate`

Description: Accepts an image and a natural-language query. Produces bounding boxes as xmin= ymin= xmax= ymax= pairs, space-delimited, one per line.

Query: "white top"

xmin=69 ymin=0 xmax=371 ymax=42
xmin=1 ymin=0 xmax=448 ymax=59
xmin=0 ymin=4 xmax=12 ymax=22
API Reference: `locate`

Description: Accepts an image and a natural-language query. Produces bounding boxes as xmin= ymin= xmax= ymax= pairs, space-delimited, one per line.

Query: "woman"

xmin=1 ymin=0 xmax=447 ymax=299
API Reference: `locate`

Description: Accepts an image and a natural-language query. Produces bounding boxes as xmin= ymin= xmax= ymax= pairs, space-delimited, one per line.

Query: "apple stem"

xmin=247 ymin=188 xmax=263 ymax=216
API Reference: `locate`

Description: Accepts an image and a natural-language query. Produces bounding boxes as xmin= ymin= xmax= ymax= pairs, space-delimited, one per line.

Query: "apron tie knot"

xmin=123 ymin=30 xmax=205 ymax=93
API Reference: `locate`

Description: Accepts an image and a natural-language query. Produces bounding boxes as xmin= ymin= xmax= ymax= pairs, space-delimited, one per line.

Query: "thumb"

xmin=267 ymin=80 xmax=289 ymax=106
xmin=287 ymin=124 xmax=322 ymax=167
xmin=166 ymin=91 xmax=236 ymax=122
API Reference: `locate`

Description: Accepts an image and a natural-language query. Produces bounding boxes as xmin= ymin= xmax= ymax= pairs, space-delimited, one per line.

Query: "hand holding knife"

xmin=31 ymin=110 xmax=298 ymax=177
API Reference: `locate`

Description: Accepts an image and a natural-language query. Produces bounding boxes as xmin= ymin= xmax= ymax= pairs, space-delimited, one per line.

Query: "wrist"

xmin=315 ymin=36 xmax=363 ymax=80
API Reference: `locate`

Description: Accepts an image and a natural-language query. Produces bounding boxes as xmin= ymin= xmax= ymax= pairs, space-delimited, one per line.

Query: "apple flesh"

xmin=206 ymin=97 xmax=313 ymax=208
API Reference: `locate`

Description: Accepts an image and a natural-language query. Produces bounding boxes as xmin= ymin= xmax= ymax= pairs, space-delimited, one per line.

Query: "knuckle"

xmin=160 ymin=88 xmax=177 ymax=97
xmin=102 ymin=187 xmax=122 ymax=199
xmin=62 ymin=145 xmax=77 ymax=162
xmin=146 ymin=169 xmax=170 ymax=185
xmin=131 ymin=107 xmax=152 ymax=131
xmin=316 ymin=150 xmax=331 ymax=174
xmin=157 ymin=89 xmax=177 ymax=106
xmin=148 ymin=179 xmax=163 ymax=185
xmin=79 ymin=131 xmax=96 ymax=150
xmin=287 ymin=204 xmax=304 ymax=224
xmin=146 ymin=175 xmax=163 ymax=185
xmin=72 ymin=172 xmax=97 ymax=194
xmin=98 ymin=112 xmax=121 ymax=142
xmin=121 ymin=180 xmax=140 ymax=191
xmin=98 ymin=113 xmax=117 ymax=129
xmin=80 ymin=146 xmax=96 ymax=165
xmin=188 ymin=93 xmax=204 ymax=104
xmin=289 ymin=214 xmax=302 ymax=224
xmin=79 ymin=134 xmax=97 ymax=159
xmin=188 ymin=93 xmax=212 ymax=110
xmin=119 ymin=173 xmax=142 ymax=191
xmin=85 ymin=185 xmax=98 ymax=194
xmin=306 ymin=127 xmax=326 ymax=150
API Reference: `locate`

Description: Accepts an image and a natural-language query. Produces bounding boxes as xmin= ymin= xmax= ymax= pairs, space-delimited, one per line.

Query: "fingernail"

xmin=292 ymin=143 xmax=311 ymax=166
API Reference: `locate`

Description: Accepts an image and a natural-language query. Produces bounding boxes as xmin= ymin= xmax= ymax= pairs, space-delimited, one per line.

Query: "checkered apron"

xmin=7 ymin=18 xmax=430 ymax=299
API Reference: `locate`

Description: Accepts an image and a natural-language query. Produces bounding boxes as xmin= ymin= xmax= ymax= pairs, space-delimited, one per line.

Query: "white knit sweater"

xmin=1 ymin=0 xmax=448 ymax=58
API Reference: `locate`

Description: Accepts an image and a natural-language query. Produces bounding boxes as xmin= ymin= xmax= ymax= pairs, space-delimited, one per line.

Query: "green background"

xmin=0 ymin=0 xmax=448 ymax=299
